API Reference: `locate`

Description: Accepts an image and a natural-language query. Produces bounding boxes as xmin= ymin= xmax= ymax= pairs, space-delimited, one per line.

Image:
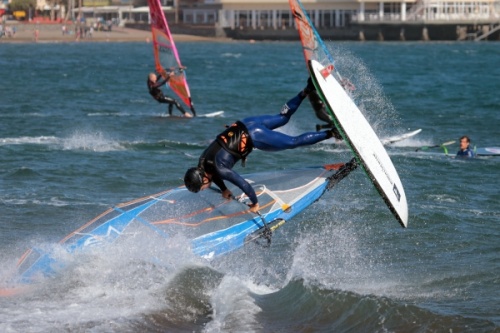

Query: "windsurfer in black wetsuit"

xmin=308 ymin=90 xmax=341 ymax=138
xmin=184 ymin=78 xmax=337 ymax=214
xmin=147 ymin=72 xmax=194 ymax=117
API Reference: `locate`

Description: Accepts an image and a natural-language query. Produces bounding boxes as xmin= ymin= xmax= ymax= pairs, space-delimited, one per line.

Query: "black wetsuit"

xmin=308 ymin=90 xmax=333 ymax=125
xmin=308 ymin=90 xmax=342 ymax=139
xmin=147 ymin=76 xmax=188 ymax=116
xmin=198 ymin=92 xmax=331 ymax=205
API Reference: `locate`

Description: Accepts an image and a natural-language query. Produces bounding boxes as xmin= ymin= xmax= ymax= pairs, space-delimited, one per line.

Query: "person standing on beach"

xmin=147 ymin=72 xmax=193 ymax=117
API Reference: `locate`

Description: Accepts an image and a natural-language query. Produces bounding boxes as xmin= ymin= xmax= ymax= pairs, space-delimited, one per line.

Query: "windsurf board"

xmin=382 ymin=129 xmax=422 ymax=145
xmin=159 ymin=111 xmax=224 ymax=119
xmin=475 ymin=147 xmax=500 ymax=156
xmin=309 ymin=59 xmax=408 ymax=228
xmin=197 ymin=111 xmax=224 ymax=118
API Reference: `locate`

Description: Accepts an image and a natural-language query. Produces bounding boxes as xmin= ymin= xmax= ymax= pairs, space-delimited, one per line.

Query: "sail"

xmin=147 ymin=0 xmax=194 ymax=110
xmin=288 ymin=0 xmax=344 ymax=84
xmin=4 ymin=163 xmax=355 ymax=291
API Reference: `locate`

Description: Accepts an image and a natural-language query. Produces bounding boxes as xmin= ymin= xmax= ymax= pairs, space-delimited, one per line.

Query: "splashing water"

xmin=329 ymin=44 xmax=401 ymax=137
xmin=62 ymin=131 xmax=124 ymax=152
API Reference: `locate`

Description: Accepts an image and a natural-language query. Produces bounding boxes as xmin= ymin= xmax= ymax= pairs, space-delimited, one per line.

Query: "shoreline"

xmin=2 ymin=22 xmax=498 ymax=43
xmin=0 ymin=25 xmax=232 ymax=44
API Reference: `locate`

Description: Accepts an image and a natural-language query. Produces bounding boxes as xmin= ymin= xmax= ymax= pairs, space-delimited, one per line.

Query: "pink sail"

xmin=147 ymin=0 xmax=194 ymax=110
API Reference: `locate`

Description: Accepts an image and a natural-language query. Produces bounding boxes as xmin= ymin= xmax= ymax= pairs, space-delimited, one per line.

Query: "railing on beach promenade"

xmin=475 ymin=21 xmax=500 ymax=40
xmin=351 ymin=0 xmax=499 ymax=24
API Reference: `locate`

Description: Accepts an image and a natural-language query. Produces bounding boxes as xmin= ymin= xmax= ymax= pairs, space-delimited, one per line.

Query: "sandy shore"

xmin=0 ymin=23 xmax=230 ymax=43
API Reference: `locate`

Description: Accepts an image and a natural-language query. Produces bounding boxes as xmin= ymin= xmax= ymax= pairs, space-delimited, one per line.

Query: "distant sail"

xmin=148 ymin=0 xmax=194 ymax=110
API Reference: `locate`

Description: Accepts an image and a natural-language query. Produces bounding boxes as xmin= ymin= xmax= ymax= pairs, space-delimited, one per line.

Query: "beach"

xmin=0 ymin=23 xmax=227 ymax=43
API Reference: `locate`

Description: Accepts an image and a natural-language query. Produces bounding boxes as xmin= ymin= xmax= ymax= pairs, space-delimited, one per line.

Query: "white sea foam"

xmin=0 ymin=233 xmax=201 ymax=332
xmin=427 ymin=194 xmax=458 ymax=203
xmin=286 ymin=215 xmax=464 ymax=303
xmin=327 ymin=44 xmax=402 ymax=137
xmin=204 ymin=276 xmax=274 ymax=333
xmin=62 ymin=130 xmax=124 ymax=152
xmin=0 ymin=131 xmax=125 ymax=152
xmin=220 ymin=53 xmax=242 ymax=58
xmin=86 ymin=112 xmax=132 ymax=117
xmin=0 ymin=136 xmax=60 ymax=146
xmin=0 ymin=196 xmax=100 ymax=207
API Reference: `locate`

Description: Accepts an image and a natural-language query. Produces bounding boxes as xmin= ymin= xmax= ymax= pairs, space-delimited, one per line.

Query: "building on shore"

xmin=178 ymin=0 xmax=500 ymax=40
xmin=12 ymin=0 xmax=497 ymax=41
xmin=1 ymin=0 xmax=62 ymax=20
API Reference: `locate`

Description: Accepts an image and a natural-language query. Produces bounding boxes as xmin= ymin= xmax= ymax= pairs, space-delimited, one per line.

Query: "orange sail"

xmin=289 ymin=0 xmax=344 ymax=84
xmin=148 ymin=0 xmax=194 ymax=111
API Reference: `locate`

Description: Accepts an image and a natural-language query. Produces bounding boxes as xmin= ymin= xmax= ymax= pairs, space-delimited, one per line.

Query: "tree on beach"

xmin=8 ymin=0 xmax=36 ymax=13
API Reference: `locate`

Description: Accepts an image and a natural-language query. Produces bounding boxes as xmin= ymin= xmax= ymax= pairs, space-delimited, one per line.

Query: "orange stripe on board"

xmin=152 ymin=200 xmax=276 ymax=227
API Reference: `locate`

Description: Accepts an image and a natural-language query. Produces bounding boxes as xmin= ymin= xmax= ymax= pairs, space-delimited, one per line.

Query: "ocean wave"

xmin=3 ymin=167 xmax=41 ymax=179
xmin=86 ymin=112 xmax=134 ymax=117
xmin=0 ymin=134 xmax=205 ymax=154
xmin=0 ymin=136 xmax=59 ymax=146
xmin=0 ymin=196 xmax=101 ymax=208
xmin=248 ymin=279 xmax=497 ymax=332
xmin=221 ymin=53 xmax=242 ymax=58
xmin=0 ymin=133 xmax=123 ymax=152
xmin=1 ymin=219 xmax=498 ymax=332
xmin=0 ymin=113 xmax=47 ymax=118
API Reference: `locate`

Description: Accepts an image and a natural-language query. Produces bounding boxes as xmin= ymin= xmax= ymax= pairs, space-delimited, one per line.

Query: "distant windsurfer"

xmin=147 ymin=72 xmax=194 ymax=117
xmin=456 ymin=135 xmax=475 ymax=158
xmin=184 ymin=79 xmax=337 ymax=213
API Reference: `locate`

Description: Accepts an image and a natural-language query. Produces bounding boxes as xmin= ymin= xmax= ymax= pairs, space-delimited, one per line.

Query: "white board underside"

xmin=309 ymin=59 xmax=408 ymax=227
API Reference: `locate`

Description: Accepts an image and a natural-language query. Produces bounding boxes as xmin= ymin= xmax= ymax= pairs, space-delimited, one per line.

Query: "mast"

xmin=174 ymin=0 xmax=179 ymax=24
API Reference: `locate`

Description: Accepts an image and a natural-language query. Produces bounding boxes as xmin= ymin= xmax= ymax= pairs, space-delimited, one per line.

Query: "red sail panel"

xmin=148 ymin=0 xmax=193 ymax=109
xmin=289 ymin=0 xmax=319 ymax=67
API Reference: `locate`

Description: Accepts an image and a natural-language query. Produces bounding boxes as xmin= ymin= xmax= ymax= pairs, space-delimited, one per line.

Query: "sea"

xmin=0 ymin=40 xmax=499 ymax=332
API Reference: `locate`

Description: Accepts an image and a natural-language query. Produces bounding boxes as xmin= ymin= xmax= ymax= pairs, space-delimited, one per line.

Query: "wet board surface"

xmin=309 ymin=59 xmax=408 ymax=227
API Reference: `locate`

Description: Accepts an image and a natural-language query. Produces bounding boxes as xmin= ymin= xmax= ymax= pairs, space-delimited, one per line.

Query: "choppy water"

xmin=0 ymin=41 xmax=499 ymax=332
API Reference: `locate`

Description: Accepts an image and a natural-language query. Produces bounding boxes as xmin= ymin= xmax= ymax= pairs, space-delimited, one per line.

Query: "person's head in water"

xmin=459 ymin=135 xmax=471 ymax=151
xmin=148 ymin=73 xmax=157 ymax=83
xmin=184 ymin=167 xmax=211 ymax=193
